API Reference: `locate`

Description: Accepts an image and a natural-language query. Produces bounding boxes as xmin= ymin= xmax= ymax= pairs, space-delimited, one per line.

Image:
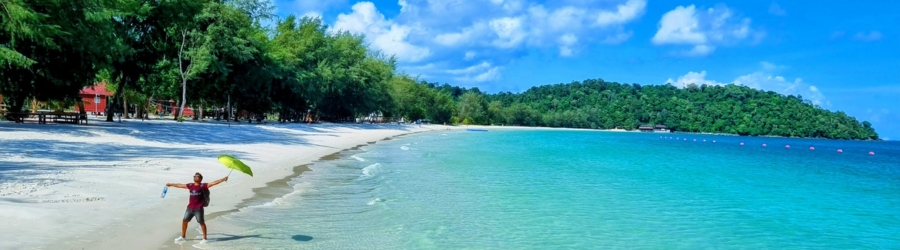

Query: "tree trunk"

xmin=137 ymin=102 xmax=143 ymax=121
xmin=106 ymin=76 xmax=127 ymax=122
xmin=178 ymin=77 xmax=187 ymax=121
xmin=173 ymin=100 xmax=180 ymax=121
xmin=195 ymin=102 xmax=201 ymax=120
xmin=77 ymin=100 xmax=86 ymax=115
xmin=227 ymin=95 xmax=231 ymax=127
xmin=123 ymin=96 xmax=129 ymax=119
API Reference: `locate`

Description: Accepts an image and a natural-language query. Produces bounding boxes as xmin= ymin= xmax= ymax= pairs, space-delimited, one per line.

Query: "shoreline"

xmin=158 ymin=131 xmax=435 ymax=249
xmin=4 ymin=121 xmax=879 ymax=249
xmin=0 ymin=120 xmax=459 ymax=250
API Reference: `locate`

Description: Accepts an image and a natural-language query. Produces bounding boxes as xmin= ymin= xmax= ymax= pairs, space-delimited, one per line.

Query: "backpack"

xmin=201 ymin=183 xmax=210 ymax=207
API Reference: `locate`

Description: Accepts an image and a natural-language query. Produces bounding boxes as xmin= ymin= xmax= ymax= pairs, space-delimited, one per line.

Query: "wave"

xmin=400 ymin=146 xmax=410 ymax=151
xmin=351 ymin=155 xmax=366 ymax=162
xmin=362 ymin=163 xmax=383 ymax=177
xmin=367 ymin=198 xmax=384 ymax=205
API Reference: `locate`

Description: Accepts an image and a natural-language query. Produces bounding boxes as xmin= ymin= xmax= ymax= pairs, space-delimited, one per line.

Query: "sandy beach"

xmin=0 ymin=118 xmax=456 ymax=250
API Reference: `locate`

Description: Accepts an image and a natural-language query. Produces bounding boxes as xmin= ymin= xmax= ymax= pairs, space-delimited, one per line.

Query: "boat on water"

xmin=466 ymin=129 xmax=488 ymax=132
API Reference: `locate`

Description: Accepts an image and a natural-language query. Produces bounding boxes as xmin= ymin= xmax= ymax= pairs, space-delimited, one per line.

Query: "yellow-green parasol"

xmin=218 ymin=155 xmax=253 ymax=177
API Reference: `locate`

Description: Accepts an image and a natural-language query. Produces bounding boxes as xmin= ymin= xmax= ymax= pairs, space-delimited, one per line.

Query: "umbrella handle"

xmin=227 ymin=169 xmax=233 ymax=180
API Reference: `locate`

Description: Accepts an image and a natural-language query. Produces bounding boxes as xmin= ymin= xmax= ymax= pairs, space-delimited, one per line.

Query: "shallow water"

xmin=206 ymin=130 xmax=900 ymax=249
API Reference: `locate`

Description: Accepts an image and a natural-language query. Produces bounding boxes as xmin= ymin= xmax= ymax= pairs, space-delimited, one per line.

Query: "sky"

xmin=271 ymin=0 xmax=900 ymax=140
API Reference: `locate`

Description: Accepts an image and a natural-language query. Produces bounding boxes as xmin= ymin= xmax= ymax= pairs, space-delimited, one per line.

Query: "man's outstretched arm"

xmin=167 ymin=183 xmax=188 ymax=189
xmin=207 ymin=176 xmax=228 ymax=188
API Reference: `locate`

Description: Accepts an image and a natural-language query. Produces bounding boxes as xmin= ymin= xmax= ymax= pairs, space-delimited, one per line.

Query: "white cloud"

xmin=733 ymin=73 xmax=827 ymax=106
xmin=330 ymin=0 xmax=645 ymax=83
xmin=666 ymin=62 xmax=829 ymax=107
xmin=596 ymin=0 xmax=646 ymax=27
xmin=652 ymin=5 xmax=705 ymax=45
xmin=853 ymin=31 xmax=883 ymax=42
xmin=446 ymin=61 xmax=502 ymax=82
xmin=549 ymin=7 xmax=586 ymax=30
xmin=446 ymin=61 xmax=492 ymax=75
xmin=768 ymin=3 xmax=786 ymax=16
xmin=558 ymin=33 xmax=578 ymax=56
xmin=665 ymin=70 xmax=726 ymax=87
xmin=652 ymin=4 xmax=760 ymax=56
xmin=333 ymin=2 xmax=431 ymax=62
xmin=464 ymin=51 xmax=476 ymax=60
xmin=489 ymin=17 xmax=527 ymax=48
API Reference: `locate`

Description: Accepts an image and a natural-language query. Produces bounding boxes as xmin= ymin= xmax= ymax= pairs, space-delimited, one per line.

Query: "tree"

xmin=457 ymin=91 xmax=487 ymax=124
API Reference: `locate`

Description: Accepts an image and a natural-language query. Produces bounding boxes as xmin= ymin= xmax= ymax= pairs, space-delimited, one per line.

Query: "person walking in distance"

xmin=167 ymin=173 xmax=227 ymax=244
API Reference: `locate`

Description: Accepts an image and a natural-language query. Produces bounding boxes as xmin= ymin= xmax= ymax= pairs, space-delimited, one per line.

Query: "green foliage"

xmin=465 ymin=79 xmax=878 ymax=140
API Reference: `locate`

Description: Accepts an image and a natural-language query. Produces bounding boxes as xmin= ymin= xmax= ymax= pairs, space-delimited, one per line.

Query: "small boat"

xmin=466 ymin=129 xmax=488 ymax=132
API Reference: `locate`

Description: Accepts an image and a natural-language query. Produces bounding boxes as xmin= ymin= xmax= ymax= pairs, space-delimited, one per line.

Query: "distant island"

xmin=416 ymin=79 xmax=878 ymax=140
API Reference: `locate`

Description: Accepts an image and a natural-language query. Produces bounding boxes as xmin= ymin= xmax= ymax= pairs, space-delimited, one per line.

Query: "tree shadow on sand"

xmin=0 ymin=121 xmax=419 ymax=146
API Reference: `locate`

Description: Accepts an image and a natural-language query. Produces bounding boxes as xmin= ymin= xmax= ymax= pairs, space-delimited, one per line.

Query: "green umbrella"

xmin=218 ymin=154 xmax=253 ymax=177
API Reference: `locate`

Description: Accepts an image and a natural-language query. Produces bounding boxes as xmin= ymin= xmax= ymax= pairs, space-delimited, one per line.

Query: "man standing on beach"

xmin=167 ymin=173 xmax=227 ymax=244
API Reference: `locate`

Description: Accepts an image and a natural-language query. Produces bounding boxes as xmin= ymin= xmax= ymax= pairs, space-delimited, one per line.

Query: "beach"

xmin=0 ymin=119 xmax=453 ymax=250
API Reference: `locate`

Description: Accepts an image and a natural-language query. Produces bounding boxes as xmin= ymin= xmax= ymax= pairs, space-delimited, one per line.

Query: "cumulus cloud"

xmin=664 ymin=70 xmax=726 ymax=87
xmin=332 ymin=2 xmax=431 ymax=62
xmin=665 ymin=62 xmax=829 ymax=107
xmin=596 ymin=0 xmax=647 ymax=27
xmin=322 ymin=0 xmax=646 ymax=84
xmin=652 ymin=4 xmax=761 ymax=56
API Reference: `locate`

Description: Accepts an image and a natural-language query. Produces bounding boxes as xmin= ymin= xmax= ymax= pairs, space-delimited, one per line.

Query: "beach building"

xmin=639 ymin=125 xmax=654 ymax=132
xmin=76 ymin=82 xmax=113 ymax=115
xmin=639 ymin=124 xmax=670 ymax=132
xmin=654 ymin=125 xmax=670 ymax=133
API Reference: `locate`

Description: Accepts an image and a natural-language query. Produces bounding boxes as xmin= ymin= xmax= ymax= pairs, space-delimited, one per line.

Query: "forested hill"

xmin=430 ymin=79 xmax=878 ymax=140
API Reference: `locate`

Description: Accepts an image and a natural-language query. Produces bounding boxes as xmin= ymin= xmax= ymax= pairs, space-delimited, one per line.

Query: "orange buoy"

xmin=809 ymin=146 xmax=815 ymax=151
xmin=869 ymin=151 xmax=875 ymax=156
xmin=837 ymin=149 xmax=843 ymax=153
xmin=785 ymin=145 xmax=790 ymax=149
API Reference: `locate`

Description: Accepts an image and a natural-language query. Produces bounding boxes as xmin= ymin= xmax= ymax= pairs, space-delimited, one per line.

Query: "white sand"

xmin=0 ymin=119 xmax=456 ymax=250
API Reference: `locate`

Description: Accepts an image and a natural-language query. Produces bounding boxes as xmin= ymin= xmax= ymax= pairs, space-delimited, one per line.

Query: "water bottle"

xmin=161 ymin=186 xmax=168 ymax=198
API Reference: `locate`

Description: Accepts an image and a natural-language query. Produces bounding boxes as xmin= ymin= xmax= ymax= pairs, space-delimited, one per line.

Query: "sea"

xmin=201 ymin=129 xmax=900 ymax=249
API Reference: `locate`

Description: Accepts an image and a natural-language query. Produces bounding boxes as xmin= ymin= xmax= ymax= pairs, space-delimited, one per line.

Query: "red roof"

xmin=80 ymin=81 xmax=113 ymax=96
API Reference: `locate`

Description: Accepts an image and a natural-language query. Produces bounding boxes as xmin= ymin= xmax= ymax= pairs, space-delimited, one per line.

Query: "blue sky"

xmin=272 ymin=0 xmax=899 ymax=139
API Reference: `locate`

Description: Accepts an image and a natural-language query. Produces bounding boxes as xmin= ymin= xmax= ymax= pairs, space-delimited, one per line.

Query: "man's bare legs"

xmin=181 ymin=220 xmax=189 ymax=238
xmin=200 ymin=223 xmax=207 ymax=240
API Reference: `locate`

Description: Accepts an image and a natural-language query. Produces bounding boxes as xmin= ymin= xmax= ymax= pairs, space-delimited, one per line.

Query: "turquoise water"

xmin=207 ymin=130 xmax=900 ymax=249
